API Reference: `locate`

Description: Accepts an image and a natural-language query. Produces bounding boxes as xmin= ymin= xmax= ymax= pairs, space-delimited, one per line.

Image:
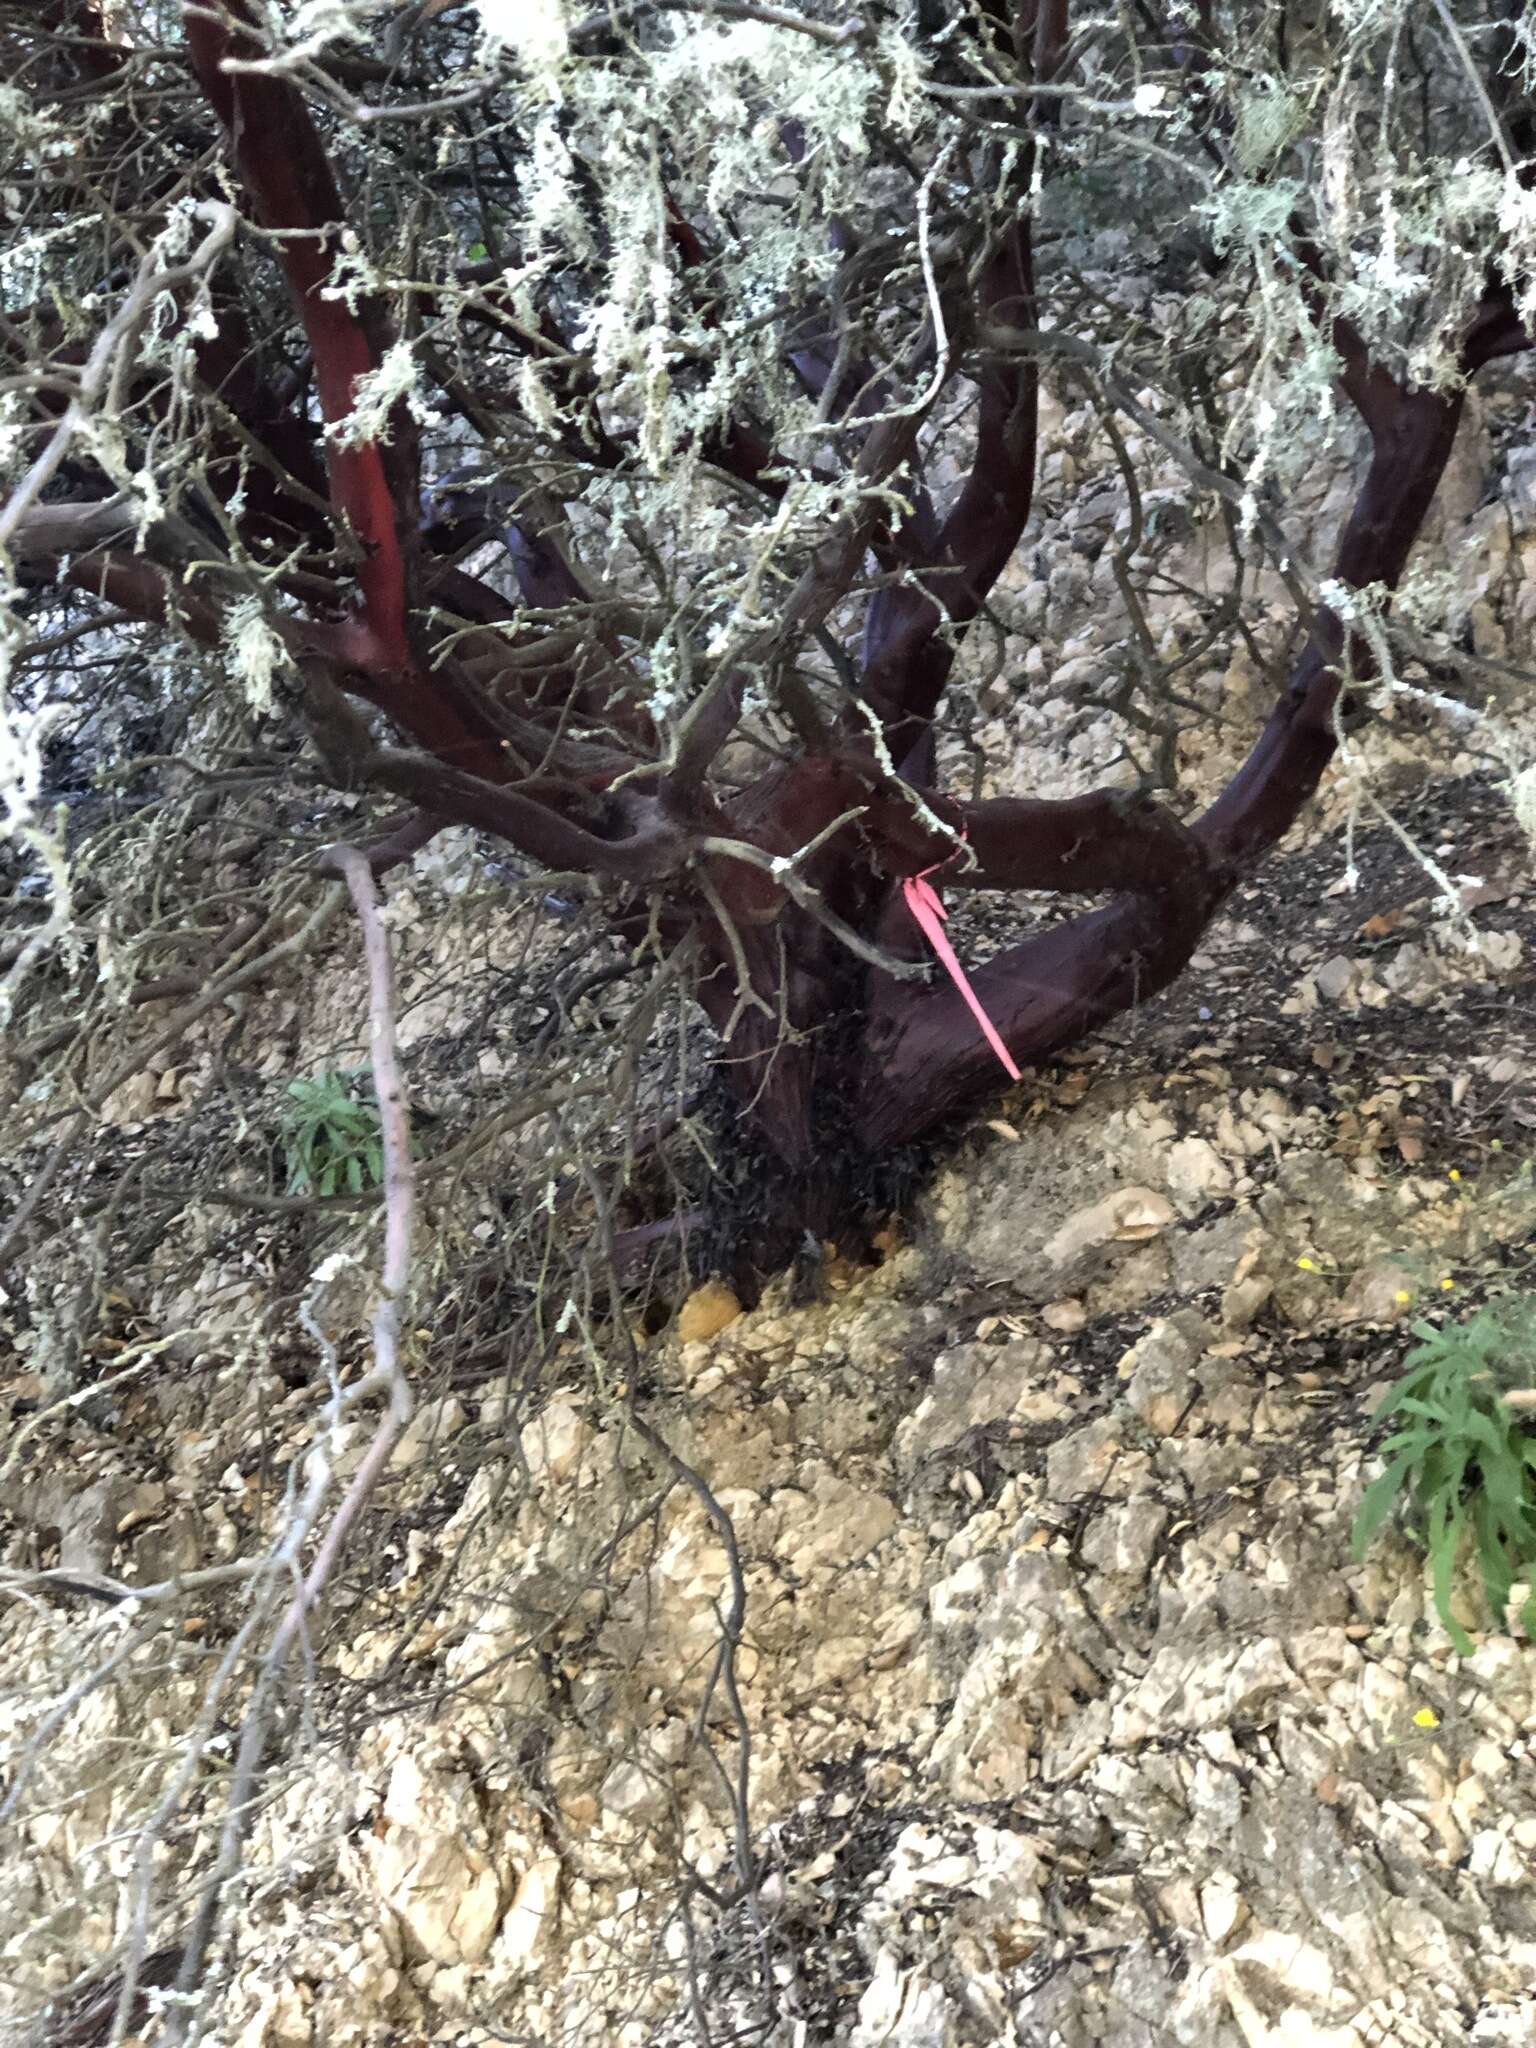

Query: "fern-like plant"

xmin=1352 ymin=1300 xmax=1536 ymax=1654
xmin=280 ymin=1071 xmax=385 ymax=1198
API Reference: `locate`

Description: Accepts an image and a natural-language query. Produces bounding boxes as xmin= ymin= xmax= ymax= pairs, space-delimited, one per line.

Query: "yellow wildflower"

xmin=1412 ymin=1707 xmax=1440 ymax=1730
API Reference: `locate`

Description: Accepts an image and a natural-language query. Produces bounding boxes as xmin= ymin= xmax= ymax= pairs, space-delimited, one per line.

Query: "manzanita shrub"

xmin=1 ymin=0 xmax=1533 ymax=1260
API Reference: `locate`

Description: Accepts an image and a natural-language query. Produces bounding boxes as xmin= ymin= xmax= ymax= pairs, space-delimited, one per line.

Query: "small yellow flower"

xmin=1412 ymin=1707 xmax=1440 ymax=1730
xmin=1297 ymin=1256 xmax=1317 ymax=1272
xmin=1448 ymin=1169 xmax=1461 ymax=1183
xmin=1395 ymin=1290 xmax=1412 ymax=1306
xmin=1440 ymin=1277 xmax=1456 ymax=1291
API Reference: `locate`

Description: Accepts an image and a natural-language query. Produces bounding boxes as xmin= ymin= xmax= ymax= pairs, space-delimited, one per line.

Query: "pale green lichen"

xmin=329 ymin=340 xmax=442 ymax=449
xmin=222 ymin=596 xmax=290 ymax=717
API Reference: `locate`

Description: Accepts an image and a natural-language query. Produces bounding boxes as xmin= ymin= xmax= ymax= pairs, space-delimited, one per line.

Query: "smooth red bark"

xmin=12 ymin=0 xmax=1531 ymax=1221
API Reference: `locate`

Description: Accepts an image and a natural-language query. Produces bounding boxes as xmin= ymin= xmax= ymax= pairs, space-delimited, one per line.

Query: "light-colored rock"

xmin=1333 ymin=1259 xmax=1418 ymax=1325
xmin=1313 ymin=955 xmax=1358 ymax=1002
xmin=1222 ymin=1272 xmax=1273 ymax=1331
xmin=1166 ymin=1136 xmax=1236 ymax=1208
xmin=23 ymin=712 xmax=1536 ymax=2048
xmin=852 ymin=1948 xmax=957 ymax=2047
xmin=1084 ymin=1238 xmax=1173 ymax=1314
xmin=894 ymin=1339 xmax=1052 ymax=1478
xmin=1042 ymin=1297 xmax=1087 ymax=1333
xmin=930 ymin=1556 xmax=991 ymax=1632
xmin=365 ymin=1752 xmax=505 ymax=1965
xmin=14 ymin=1476 xmax=127 ymax=1576
xmin=1046 ymin=1415 xmax=1128 ymax=1499
xmin=391 ymin=1394 xmax=467 ymax=1470
xmin=1045 ymin=1186 xmax=1176 ymax=1272
xmin=1081 ymin=1498 xmax=1169 ymax=1578
xmin=1224 ymin=1638 xmax=1302 ymax=1719
xmin=98 ymin=1070 xmax=158 ymax=1126
xmin=1172 ymin=1209 xmax=1255 ymax=1291
xmin=239 ymin=1981 xmax=312 ymax=2047
xmin=1200 ymin=1870 xmax=1247 ymax=1945
xmin=930 ymin=1553 xmax=1091 ymax=1798
xmin=880 ymin=1823 xmax=980 ymax=1900
xmin=495 ymin=1853 xmax=560 ymax=1970
xmin=1217 ymin=1957 xmax=1364 ymax=2047
xmin=1120 ymin=1311 xmax=1212 ymax=1435
xmin=601 ymin=1759 xmax=666 ymax=1823
xmin=1229 ymin=1926 xmax=1342 ymax=2013
xmin=520 ymin=1397 xmax=595 ymax=1485
xmin=1468 ymin=1828 xmax=1527 ymax=1887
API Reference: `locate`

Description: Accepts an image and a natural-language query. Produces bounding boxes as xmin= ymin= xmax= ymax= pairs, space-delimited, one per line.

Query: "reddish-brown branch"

xmin=1462 ymin=279 xmax=1532 ymax=372
xmin=723 ymin=768 xmax=1204 ymax=904
xmin=1195 ymin=339 xmax=1478 ymax=868
xmin=356 ymin=808 xmax=453 ymax=875
xmin=858 ymin=214 xmax=1039 ymax=769
xmin=857 ymin=878 xmax=1216 ymax=1150
xmin=952 ymin=788 xmax=1201 ymax=895
xmin=363 ymin=749 xmax=686 ymax=882
xmin=20 ymin=0 xmax=1531 ymax=1228
xmin=184 ymin=1 xmax=412 ymax=672
xmin=193 ymin=302 xmax=335 ymax=546
xmin=22 ymin=0 xmax=128 ymax=84
xmin=56 ymin=551 xmax=226 ymax=645
xmin=854 ymin=281 xmax=1502 ymax=1154
xmin=689 ymin=915 xmax=830 ymax=1170
xmin=1031 ymin=0 xmax=1069 ymax=82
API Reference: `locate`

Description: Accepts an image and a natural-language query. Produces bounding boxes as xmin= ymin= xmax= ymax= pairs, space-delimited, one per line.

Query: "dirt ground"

xmin=3 ymin=756 xmax=1535 ymax=2047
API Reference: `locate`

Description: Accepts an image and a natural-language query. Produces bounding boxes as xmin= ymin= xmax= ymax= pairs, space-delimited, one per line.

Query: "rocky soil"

xmin=3 ymin=767 xmax=1535 ymax=2047
xmin=3 ymin=366 xmax=1536 ymax=2048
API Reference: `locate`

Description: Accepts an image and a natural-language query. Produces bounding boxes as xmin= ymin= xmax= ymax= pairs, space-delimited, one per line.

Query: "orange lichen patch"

xmin=677 ymin=1281 xmax=743 ymax=1344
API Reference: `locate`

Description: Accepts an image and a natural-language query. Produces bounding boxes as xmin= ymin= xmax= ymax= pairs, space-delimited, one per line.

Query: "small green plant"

xmin=1353 ymin=1299 xmax=1536 ymax=1653
xmin=280 ymin=1070 xmax=385 ymax=1198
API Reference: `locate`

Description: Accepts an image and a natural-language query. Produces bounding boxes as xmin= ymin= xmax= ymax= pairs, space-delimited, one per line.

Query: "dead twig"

xmin=157 ymin=843 xmax=417 ymax=2041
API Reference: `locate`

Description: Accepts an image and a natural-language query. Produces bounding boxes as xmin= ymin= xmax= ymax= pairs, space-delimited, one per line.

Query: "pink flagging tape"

xmin=902 ymin=871 xmax=1022 ymax=1082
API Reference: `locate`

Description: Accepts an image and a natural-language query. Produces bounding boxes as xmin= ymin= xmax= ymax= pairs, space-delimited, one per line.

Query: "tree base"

xmin=669 ymin=1069 xmax=934 ymax=1303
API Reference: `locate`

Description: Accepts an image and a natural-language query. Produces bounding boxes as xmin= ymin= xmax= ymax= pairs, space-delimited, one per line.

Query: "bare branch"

xmin=166 ymin=843 xmax=417 ymax=2030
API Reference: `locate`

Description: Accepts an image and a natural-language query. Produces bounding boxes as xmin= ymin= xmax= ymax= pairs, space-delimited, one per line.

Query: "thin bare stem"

xmin=162 ymin=844 xmax=416 ymax=2039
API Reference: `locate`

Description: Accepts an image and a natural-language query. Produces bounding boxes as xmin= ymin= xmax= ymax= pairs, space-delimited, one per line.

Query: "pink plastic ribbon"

xmin=902 ymin=867 xmax=1022 ymax=1082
